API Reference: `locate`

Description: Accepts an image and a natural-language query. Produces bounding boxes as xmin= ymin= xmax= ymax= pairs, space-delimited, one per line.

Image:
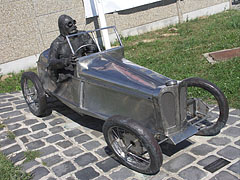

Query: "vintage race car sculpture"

xmin=21 ymin=26 xmax=229 ymax=174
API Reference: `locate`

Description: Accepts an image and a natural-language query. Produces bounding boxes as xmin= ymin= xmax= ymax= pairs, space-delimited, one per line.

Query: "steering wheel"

xmin=74 ymin=44 xmax=97 ymax=55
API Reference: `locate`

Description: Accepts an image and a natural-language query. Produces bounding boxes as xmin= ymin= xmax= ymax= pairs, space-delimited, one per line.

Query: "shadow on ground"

xmin=46 ymin=97 xmax=195 ymax=159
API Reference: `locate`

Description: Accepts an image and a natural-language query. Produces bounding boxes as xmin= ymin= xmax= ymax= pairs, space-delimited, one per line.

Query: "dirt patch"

xmin=1 ymin=75 xmax=12 ymax=81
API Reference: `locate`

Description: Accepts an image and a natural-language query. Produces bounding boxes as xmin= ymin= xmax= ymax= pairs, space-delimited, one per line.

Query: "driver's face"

xmin=64 ymin=17 xmax=77 ymax=34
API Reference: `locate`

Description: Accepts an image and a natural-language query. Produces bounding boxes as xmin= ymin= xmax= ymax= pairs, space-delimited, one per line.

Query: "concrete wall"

xmin=0 ymin=0 xmax=230 ymax=75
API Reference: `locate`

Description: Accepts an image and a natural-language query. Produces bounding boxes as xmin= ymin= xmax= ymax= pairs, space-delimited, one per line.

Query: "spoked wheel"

xmin=183 ymin=77 xmax=229 ymax=136
xmin=21 ymin=72 xmax=51 ymax=117
xmin=103 ymin=116 xmax=162 ymax=174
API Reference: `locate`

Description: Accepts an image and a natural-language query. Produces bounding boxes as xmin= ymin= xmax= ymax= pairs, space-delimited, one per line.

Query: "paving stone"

xmin=95 ymin=147 xmax=112 ymax=158
xmin=197 ymin=155 xmax=219 ymax=166
xmin=23 ymin=119 xmax=39 ymax=125
xmin=163 ymin=153 xmax=196 ymax=173
xmin=49 ymin=126 xmax=64 ymax=134
xmin=209 ymin=171 xmax=239 ymax=180
xmin=0 ymin=131 xmax=8 ymax=139
xmin=96 ymin=158 xmax=120 ymax=172
xmin=16 ymin=104 xmax=28 ymax=109
xmin=7 ymin=123 xmax=21 ymax=130
xmin=190 ymin=144 xmax=216 ymax=156
xmin=39 ymin=145 xmax=58 ymax=157
xmin=74 ymin=134 xmax=92 ymax=144
xmin=10 ymin=151 xmax=25 ymax=164
xmin=226 ymin=116 xmax=240 ymax=125
xmin=0 ymin=127 xmax=3 ymax=131
xmin=13 ymin=128 xmax=31 ymax=136
xmin=207 ymin=137 xmax=231 ymax=146
xmin=222 ymin=127 xmax=240 ymax=138
xmin=24 ymin=108 xmax=31 ymax=113
xmin=0 ymin=95 xmax=13 ymax=99
xmin=56 ymin=140 xmax=73 ymax=148
xmin=178 ymin=166 xmax=206 ymax=180
xmin=64 ymin=129 xmax=83 ymax=137
xmin=46 ymin=134 xmax=64 ymax=143
xmin=52 ymin=161 xmax=76 ymax=177
xmin=7 ymin=97 xmax=19 ymax=101
xmin=3 ymin=115 xmax=25 ymax=124
xmin=95 ymin=176 xmax=110 ymax=180
xmin=227 ymin=160 xmax=240 ymax=175
xmin=217 ymin=146 xmax=240 ymax=160
xmin=63 ymin=146 xmax=83 ymax=157
xmin=167 ymin=178 xmax=178 ymax=180
xmin=47 ymin=177 xmax=57 ymax=180
xmin=31 ymin=131 xmax=48 ymax=139
xmin=0 ymin=107 xmax=13 ymax=113
xmin=74 ymin=153 xmax=98 ymax=166
xmin=42 ymin=114 xmax=56 ymax=121
xmin=75 ymin=167 xmax=100 ymax=180
xmin=42 ymin=154 xmax=63 ymax=167
xmin=0 ymin=102 xmax=11 ymax=107
xmin=2 ymin=144 xmax=21 ymax=155
xmin=109 ymin=167 xmax=134 ymax=180
xmin=0 ymin=111 xmax=22 ymax=119
xmin=230 ymin=109 xmax=240 ymax=115
xmin=83 ymin=140 xmax=101 ymax=151
xmin=26 ymin=140 xmax=45 ymax=150
xmin=20 ymin=136 xmax=29 ymax=143
xmin=91 ymin=131 xmax=103 ymax=138
xmin=31 ymin=123 xmax=47 ymax=131
xmin=0 ymin=138 xmax=16 ymax=147
xmin=66 ymin=177 xmax=75 ymax=180
xmin=21 ymin=160 xmax=40 ymax=171
xmin=13 ymin=100 xmax=26 ymax=105
xmin=31 ymin=166 xmax=50 ymax=180
xmin=234 ymin=140 xmax=240 ymax=146
xmin=49 ymin=118 xmax=65 ymax=126
xmin=151 ymin=171 xmax=169 ymax=180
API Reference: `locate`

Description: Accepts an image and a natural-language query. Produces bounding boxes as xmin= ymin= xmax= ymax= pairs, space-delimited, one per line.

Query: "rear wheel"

xmin=184 ymin=77 xmax=229 ymax=136
xmin=103 ymin=116 xmax=162 ymax=174
xmin=21 ymin=72 xmax=52 ymax=117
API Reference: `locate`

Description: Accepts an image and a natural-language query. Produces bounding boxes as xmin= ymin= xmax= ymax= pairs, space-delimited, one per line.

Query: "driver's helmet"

xmin=58 ymin=15 xmax=78 ymax=36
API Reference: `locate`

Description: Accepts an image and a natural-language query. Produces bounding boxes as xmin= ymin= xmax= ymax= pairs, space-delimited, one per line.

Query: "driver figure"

xmin=48 ymin=14 xmax=98 ymax=82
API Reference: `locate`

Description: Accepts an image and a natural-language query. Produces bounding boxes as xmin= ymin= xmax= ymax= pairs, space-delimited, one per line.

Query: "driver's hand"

xmin=71 ymin=54 xmax=78 ymax=62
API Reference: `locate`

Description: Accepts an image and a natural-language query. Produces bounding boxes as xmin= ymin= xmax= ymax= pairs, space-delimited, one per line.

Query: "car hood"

xmin=77 ymin=53 xmax=171 ymax=95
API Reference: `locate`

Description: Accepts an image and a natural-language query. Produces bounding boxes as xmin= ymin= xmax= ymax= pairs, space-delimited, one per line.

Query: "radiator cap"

xmin=166 ymin=80 xmax=177 ymax=86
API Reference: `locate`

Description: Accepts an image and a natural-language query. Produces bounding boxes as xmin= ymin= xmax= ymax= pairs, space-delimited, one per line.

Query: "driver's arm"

xmin=48 ymin=42 xmax=69 ymax=70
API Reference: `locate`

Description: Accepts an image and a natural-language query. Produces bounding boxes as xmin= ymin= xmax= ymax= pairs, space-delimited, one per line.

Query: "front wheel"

xmin=183 ymin=77 xmax=229 ymax=136
xmin=21 ymin=72 xmax=52 ymax=117
xmin=103 ymin=116 xmax=163 ymax=175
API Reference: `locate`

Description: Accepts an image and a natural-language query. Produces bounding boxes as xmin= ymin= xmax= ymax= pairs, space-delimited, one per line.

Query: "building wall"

xmin=0 ymin=0 xmax=229 ymax=73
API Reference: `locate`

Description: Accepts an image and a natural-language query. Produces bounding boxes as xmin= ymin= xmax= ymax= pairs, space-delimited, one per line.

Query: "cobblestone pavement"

xmin=0 ymin=92 xmax=239 ymax=180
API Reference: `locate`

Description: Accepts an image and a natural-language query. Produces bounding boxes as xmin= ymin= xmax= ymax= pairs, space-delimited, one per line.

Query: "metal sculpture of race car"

xmin=21 ymin=26 xmax=229 ymax=175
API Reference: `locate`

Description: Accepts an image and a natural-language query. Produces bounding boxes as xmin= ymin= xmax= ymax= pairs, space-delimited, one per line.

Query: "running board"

xmin=168 ymin=124 xmax=198 ymax=145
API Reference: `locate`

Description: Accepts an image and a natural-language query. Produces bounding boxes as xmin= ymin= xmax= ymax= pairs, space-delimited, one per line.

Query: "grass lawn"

xmin=123 ymin=10 xmax=240 ymax=108
xmin=0 ymin=152 xmax=31 ymax=180
xmin=0 ymin=10 xmax=239 ymax=109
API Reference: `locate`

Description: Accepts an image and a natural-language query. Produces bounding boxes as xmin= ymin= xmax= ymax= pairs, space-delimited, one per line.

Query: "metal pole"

xmin=176 ymin=0 xmax=183 ymax=23
xmin=229 ymin=0 xmax=233 ymax=9
xmin=94 ymin=0 xmax=111 ymax=50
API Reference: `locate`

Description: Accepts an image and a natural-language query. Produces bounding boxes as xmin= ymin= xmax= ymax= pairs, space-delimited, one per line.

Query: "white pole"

xmin=94 ymin=0 xmax=111 ymax=49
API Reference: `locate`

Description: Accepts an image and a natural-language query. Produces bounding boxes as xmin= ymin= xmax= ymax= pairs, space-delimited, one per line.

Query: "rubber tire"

xmin=103 ymin=116 xmax=163 ymax=175
xmin=21 ymin=72 xmax=52 ymax=117
xmin=183 ymin=77 xmax=229 ymax=136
